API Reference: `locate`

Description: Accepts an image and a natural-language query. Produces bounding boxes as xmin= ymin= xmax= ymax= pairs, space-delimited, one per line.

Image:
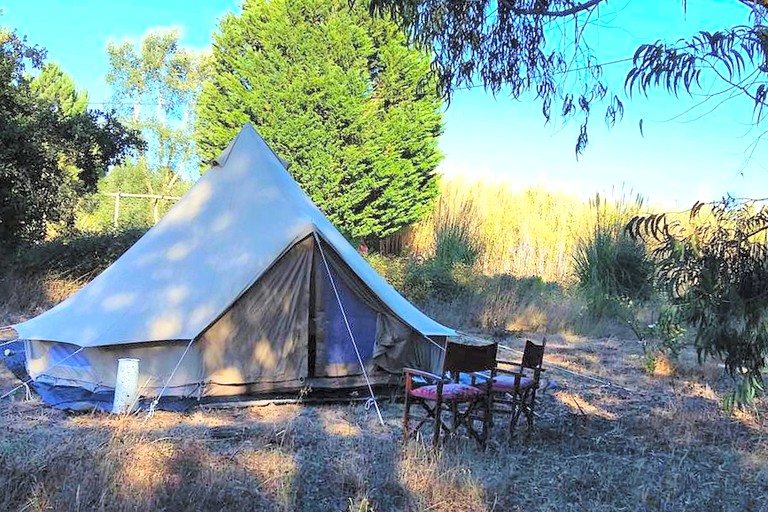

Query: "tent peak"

xmin=212 ymin=123 xmax=290 ymax=170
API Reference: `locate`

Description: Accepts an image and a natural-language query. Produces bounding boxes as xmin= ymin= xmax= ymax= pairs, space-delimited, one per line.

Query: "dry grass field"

xmin=2 ymin=331 xmax=766 ymax=512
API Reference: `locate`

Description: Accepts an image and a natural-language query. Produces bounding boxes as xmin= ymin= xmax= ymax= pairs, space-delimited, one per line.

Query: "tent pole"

xmin=422 ymin=334 xmax=447 ymax=352
xmin=313 ymin=233 xmax=385 ymax=426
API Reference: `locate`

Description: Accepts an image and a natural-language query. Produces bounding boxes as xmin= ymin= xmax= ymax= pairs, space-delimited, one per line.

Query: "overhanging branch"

xmin=499 ymin=0 xmax=606 ymax=17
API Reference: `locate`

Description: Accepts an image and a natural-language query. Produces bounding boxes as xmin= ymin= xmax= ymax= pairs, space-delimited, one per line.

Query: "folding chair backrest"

xmin=443 ymin=341 xmax=498 ymax=373
xmin=521 ymin=339 xmax=546 ymax=369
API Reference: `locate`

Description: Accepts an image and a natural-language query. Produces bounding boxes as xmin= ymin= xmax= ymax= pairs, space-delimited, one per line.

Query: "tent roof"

xmin=13 ymin=124 xmax=455 ymax=347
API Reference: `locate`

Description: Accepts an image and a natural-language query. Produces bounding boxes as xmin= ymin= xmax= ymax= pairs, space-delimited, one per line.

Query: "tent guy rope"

xmin=1 ymin=346 xmax=86 ymax=400
xmin=314 ymin=233 xmax=385 ymax=426
xmin=0 ymin=339 xmax=19 ymax=349
xmin=422 ymin=334 xmax=446 ymax=352
xmin=147 ymin=338 xmax=195 ymax=416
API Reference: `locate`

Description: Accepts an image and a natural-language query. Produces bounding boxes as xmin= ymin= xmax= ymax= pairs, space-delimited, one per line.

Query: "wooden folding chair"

xmin=476 ymin=338 xmax=546 ymax=435
xmin=403 ymin=341 xmax=498 ymax=448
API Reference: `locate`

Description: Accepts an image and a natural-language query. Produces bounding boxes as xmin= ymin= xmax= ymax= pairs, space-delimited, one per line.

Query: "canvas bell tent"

xmin=7 ymin=124 xmax=454 ymax=410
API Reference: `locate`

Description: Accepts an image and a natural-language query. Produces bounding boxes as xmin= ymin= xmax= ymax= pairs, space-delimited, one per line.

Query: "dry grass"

xmin=0 ymin=271 xmax=83 ymax=326
xmin=393 ymin=179 xmax=642 ymax=284
xmin=1 ymin=211 xmax=766 ymax=511
xmin=1 ymin=332 xmax=767 ymax=512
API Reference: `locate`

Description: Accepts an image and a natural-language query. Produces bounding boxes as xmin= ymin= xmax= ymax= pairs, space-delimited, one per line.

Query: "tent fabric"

xmin=26 ymin=339 xmax=203 ymax=397
xmin=197 ymin=237 xmax=313 ymax=396
xmin=12 ymin=124 xmax=454 ymax=347
xmin=7 ymin=124 xmax=455 ymax=405
xmin=314 ymin=242 xmax=379 ymax=378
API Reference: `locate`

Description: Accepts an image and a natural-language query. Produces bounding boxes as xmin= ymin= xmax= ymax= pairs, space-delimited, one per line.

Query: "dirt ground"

xmin=1 ymin=332 xmax=766 ymax=512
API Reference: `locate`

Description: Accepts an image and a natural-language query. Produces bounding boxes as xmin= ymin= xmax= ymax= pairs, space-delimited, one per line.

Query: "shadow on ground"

xmin=1 ymin=334 xmax=767 ymax=512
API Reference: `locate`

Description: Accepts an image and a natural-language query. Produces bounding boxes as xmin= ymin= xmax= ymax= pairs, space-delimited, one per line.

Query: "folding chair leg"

xmin=432 ymin=398 xmax=443 ymax=448
xmin=403 ymin=393 xmax=412 ymax=441
xmin=526 ymin=389 xmax=538 ymax=432
xmin=481 ymin=398 xmax=492 ymax=449
xmin=509 ymin=398 xmax=523 ymax=436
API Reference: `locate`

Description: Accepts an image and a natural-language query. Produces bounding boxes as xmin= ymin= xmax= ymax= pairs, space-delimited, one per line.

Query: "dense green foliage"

xmin=196 ymin=0 xmax=443 ymax=240
xmin=0 ymin=229 xmax=145 ymax=278
xmin=630 ymin=199 xmax=768 ymax=406
xmin=30 ymin=62 xmax=88 ymax=116
xmin=0 ymin=29 xmax=142 ymax=246
xmin=77 ymin=159 xmax=192 ymax=232
xmin=574 ymin=230 xmax=653 ymax=316
xmin=574 ymin=194 xmax=653 ymax=317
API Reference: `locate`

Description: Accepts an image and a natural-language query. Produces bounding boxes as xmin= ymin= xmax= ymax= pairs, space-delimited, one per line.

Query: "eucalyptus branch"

xmin=499 ymin=0 xmax=606 ymax=17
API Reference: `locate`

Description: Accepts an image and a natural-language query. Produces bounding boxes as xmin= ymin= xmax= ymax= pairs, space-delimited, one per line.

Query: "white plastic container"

xmin=112 ymin=358 xmax=140 ymax=414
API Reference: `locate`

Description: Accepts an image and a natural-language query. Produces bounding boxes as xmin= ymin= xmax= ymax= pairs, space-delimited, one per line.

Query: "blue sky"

xmin=3 ymin=0 xmax=767 ymax=208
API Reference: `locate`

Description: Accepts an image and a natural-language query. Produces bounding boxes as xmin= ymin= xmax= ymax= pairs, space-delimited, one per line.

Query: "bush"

xmin=2 ymin=229 xmax=146 ymax=278
xmin=574 ymin=231 xmax=652 ymax=304
xmin=434 ymin=224 xmax=478 ymax=269
xmin=573 ymin=193 xmax=654 ymax=318
xmin=364 ymin=253 xmax=408 ymax=292
xmin=403 ymin=260 xmax=467 ymax=304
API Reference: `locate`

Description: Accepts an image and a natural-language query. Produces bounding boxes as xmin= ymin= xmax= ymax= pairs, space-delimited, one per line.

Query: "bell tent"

xmin=8 ymin=124 xmax=454 ymax=410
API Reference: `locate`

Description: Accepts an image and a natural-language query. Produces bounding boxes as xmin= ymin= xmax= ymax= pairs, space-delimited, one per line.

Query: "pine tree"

xmin=31 ymin=63 xmax=88 ymax=116
xmin=195 ymin=0 xmax=443 ymax=240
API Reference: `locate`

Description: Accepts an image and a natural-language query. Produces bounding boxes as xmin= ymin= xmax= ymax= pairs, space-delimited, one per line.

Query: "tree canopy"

xmin=366 ymin=0 xmax=768 ymax=155
xmin=0 ymin=28 xmax=142 ymax=246
xmin=196 ymin=0 xmax=444 ymax=240
xmin=629 ymin=200 xmax=768 ymax=406
xmin=31 ymin=62 xmax=88 ymax=116
xmin=107 ymin=28 xmax=208 ymax=177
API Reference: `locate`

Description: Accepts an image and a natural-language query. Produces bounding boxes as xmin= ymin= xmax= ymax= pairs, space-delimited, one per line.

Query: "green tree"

xmin=0 ymin=28 xmax=142 ymax=246
xmin=107 ymin=29 xmax=208 ymax=176
xmin=195 ymin=0 xmax=443 ymax=240
xmin=77 ymin=158 xmax=192 ymax=232
xmin=629 ymin=199 xmax=768 ymax=406
xmin=31 ymin=62 xmax=88 ymax=116
xmin=98 ymin=29 xmax=207 ymax=225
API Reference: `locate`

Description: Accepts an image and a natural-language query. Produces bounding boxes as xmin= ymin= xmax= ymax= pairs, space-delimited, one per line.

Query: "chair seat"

xmin=476 ymin=374 xmax=533 ymax=393
xmin=409 ymin=383 xmax=483 ymax=402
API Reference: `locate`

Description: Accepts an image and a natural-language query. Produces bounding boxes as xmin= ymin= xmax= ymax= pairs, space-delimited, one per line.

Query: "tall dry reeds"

xmin=396 ymin=178 xmax=640 ymax=284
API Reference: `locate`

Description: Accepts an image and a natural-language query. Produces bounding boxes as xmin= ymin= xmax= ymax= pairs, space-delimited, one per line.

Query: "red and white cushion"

xmin=409 ymin=383 xmax=483 ymax=402
xmin=476 ymin=374 xmax=533 ymax=393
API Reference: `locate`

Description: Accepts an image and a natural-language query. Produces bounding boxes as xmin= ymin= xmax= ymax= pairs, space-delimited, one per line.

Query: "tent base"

xmin=2 ymin=341 xmax=404 ymax=412
xmin=24 ymin=383 xmax=400 ymax=413
xmin=31 ymin=382 xmax=195 ymax=412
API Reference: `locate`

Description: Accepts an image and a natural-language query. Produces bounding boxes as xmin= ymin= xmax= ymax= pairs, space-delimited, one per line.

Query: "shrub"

xmin=434 ymin=224 xmax=478 ymax=269
xmin=403 ymin=260 xmax=467 ymax=304
xmin=364 ymin=253 xmax=408 ymax=292
xmin=573 ymin=194 xmax=653 ymax=317
xmin=2 ymin=229 xmax=146 ymax=278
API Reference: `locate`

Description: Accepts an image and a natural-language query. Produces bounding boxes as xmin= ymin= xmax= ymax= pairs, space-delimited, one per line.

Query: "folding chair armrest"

xmin=497 ymin=359 xmax=523 ymax=367
xmin=495 ymin=367 xmax=524 ymax=377
xmin=469 ymin=371 xmax=495 ymax=386
xmin=403 ymin=368 xmax=443 ymax=382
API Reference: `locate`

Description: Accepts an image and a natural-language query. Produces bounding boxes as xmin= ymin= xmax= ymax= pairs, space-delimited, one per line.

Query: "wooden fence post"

xmin=104 ymin=191 xmax=181 ymax=228
xmin=113 ymin=192 xmax=121 ymax=229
